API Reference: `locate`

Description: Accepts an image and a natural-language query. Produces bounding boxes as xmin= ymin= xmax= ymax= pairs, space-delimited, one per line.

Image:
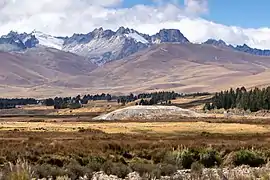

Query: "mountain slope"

xmin=50 ymin=43 xmax=270 ymax=94
xmin=0 ymin=47 xmax=97 ymax=88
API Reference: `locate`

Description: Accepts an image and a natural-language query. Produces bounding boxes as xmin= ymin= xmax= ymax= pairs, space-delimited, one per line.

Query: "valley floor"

xmin=1 ymin=98 xmax=270 ymax=179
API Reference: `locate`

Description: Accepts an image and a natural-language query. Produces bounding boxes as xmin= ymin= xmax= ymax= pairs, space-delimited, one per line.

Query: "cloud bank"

xmin=1 ymin=0 xmax=270 ymax=49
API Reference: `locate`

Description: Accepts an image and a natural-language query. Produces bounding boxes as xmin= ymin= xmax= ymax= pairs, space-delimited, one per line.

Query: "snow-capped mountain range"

xmin=1 ymin=27 xmax=270 ymax=65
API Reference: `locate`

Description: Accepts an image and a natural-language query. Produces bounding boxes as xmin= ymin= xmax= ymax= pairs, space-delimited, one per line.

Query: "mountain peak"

xmin=116 ymin=26 xmax=132 ymax=35
xmin=152 ymin=29 xmax=189 ymax=43
xmin=92 ymin=27 xmax=104 ymax=36
xmin=203 ymin=39 xmax=227 ymax=47
xmin=239 ymin=44 xmax=250 ymax=48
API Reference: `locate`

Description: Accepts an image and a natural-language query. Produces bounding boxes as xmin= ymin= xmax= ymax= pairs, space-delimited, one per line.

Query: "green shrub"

xmin=69 ymin=103 xmax=82 ymax=109
xmin=152 ymin=149 xmax=167 ymax=164
xmin=180 ymin=149 xmax=196 ymax=169
xmin=191 ymin=162 xmax=204 ymax=179
xmin=130 ymin=162 xmax=156 ymax=176
xmin=234 ymin=150 xmax=265 ymax=167
xmin=150 ymin=168 xmax=161 ymax=179
xmin=159 ymin=164 xmax=177 ymax=176
xmin=38 ymin=155 xmax=69 ymax=167
xmin=102 ymin=161 xmax=131 ymax=178
xmin=0 ymin=157 xmax=7 ymax=165
xmin=65 ymin=160 xmax=92 ymax=180
xmin=199 ymin=149 xmax=222 ymax=168
xmin=77 ymin=128 xmax=105 ymax=134
xmin=35 ymin=164 xmax=66 ymax=178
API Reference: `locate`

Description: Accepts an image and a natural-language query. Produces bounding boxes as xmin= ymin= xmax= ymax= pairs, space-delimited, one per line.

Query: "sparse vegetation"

xmin=0 ymin=126 xmax=268 ymax=179
xmin=2 ymin=88 xmax=270 ymax=179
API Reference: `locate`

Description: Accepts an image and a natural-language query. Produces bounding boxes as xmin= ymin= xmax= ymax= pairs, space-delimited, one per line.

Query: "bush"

xmin=191 ymin=162 xmax=204 ymax=179
xmin=130 ymin=162 xmax=156 ymax=176
xmin=0 ymin=157 xmax=7 ymax=165
xmin=180 ymin=149 xmax=196 ymax=169
xmin=199 ymin=149 xmax=221 ymax=168
xmin=102 ymin=161 xmax=131 ymax=178
xmin=69 ymin=103 xmax=82 ymax=109
xmin=234 ymin=150 xmax=265 ymax=167
xmin=86 ymin=156 xmax=105 ymax=172
xmin=152 ymin=149 xmax=167 ymax=164
xmin=159 ymin=164 xmax=177 ymax=176
xmin=35 ymin=164 xmax=66 ymax=178
xmin=78 ymin=128 xmax=105 ymax=134
xmin=65 ymin=160 xmax=92 ymax=180
xmin=38 ymin=155 xmax=69 ymax=167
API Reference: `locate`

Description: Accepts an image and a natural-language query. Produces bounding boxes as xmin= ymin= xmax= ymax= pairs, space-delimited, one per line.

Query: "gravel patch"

xmin=90 ymin=166 xmax=270 ymax=180
xmin=93 ymin=105 xmax=206 ymax=120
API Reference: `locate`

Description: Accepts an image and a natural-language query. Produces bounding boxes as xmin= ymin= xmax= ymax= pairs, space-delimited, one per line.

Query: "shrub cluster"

xmin=1 ymin=148 xmax=269 ymax=179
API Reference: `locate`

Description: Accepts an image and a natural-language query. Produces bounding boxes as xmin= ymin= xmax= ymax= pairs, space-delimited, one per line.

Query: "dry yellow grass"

xmin=50 ymin=100 xmax=140 ymax=115
xmin=0 ymin=121 xmax=269 ymax=134
xmin=22 ymin=105 xmax=54 ymax=110
xmin=172 ymin=95 xmax=211 ymax=104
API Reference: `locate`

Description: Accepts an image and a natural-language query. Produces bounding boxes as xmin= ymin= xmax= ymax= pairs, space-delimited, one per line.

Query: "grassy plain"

xmin=1 ymin=97 xmax=270 ymax=179
xmin=0 ymin=121 xmax=269 ymax=135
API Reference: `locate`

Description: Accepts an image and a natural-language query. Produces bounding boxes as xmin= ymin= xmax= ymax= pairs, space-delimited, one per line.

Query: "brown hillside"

xmin=2 ymin=43 xmax=270 ymax=97
xmin=53 ymin=43 xmax=270 ymax=95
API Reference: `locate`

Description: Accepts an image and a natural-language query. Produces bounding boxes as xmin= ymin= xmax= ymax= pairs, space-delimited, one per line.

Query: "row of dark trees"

xmin=44 ymin=96 xmax=82 ymax=109
xmin=0 ymin=98 xmax=37 ymax=109
xmin=116 ymin=91 xmax=181 ymax=106
xmin=138 ymin=91 xmax=181 ymax=101
xmin=43 ymin=94 xmax=113 ymax=109
xmin=183 ymin=92 xmax=211 ymax=97
xmin=138 ymin=99 xmax=172 ymax=106
xmin=117 ymin=93 xmax=137 ymax=106
xmin=43 ymin=91 xmax=182 ymax=109
xmin=205 ymin=86 xmax=270 ymax=112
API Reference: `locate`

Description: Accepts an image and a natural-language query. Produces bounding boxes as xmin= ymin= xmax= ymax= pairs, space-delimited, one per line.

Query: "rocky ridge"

xmin=2 ymin=27 xmax=270 ymax=65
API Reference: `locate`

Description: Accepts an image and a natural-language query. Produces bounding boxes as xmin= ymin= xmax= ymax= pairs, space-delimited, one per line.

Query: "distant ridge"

xmin=1 ymin=27 xmax=270 ymax=65
xmin=203 ymin=39 xmax=270 ymax=56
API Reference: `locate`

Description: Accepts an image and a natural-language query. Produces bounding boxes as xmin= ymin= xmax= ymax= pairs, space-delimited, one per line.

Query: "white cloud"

xmin=1 ymin=0 xmax=270 ymax=49
xmin=184 ymin=0 xmax=208 ymax=15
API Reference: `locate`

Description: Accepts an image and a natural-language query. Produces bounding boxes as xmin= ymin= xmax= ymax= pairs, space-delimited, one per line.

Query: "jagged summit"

xmin=152 ymin=29 xmax=190 ymax=43
xmin=203 ymin=38 xmax=270 ymax=56
xmin=203 ymin=39 xmax=227 ymax=47
xmin=1 ymin=27 xmax=270 ymax=65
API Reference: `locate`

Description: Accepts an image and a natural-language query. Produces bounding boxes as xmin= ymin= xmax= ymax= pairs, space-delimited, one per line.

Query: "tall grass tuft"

xmin=5 ymin=159 xmax=34 ymax=180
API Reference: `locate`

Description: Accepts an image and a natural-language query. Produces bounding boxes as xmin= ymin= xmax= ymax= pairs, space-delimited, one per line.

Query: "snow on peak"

xmin=125 ymin=32 xmax=149 ymax=44
xmin=32 ymin=31 xmax=64 ymax=50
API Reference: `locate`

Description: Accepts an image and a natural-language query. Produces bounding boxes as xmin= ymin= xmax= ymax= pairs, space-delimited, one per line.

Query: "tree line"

xmin=116 ymin=91 xmax=182 ymax=106
xmin=136 ymin=91 xmax=181 ymax=105
xmin=43 ymin=94 xmax=113 ymax=109
xmin=0 ymin=98 xmax=37 ymax=109
xmin=205 ymin=86 xmax=270 ymax=112
xmin=43 ymin=91 xmax=183 ymax=109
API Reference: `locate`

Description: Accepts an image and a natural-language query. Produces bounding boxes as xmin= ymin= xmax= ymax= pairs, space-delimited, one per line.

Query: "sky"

xmin=1 ymin=0 xmax=270 ymax=49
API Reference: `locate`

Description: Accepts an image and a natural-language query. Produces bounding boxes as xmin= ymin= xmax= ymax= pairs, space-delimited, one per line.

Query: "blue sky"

xmin=205 ymin=0 xmax=269 ymax=28
xmin=123 ymin=0 xmax=269 ymax=28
